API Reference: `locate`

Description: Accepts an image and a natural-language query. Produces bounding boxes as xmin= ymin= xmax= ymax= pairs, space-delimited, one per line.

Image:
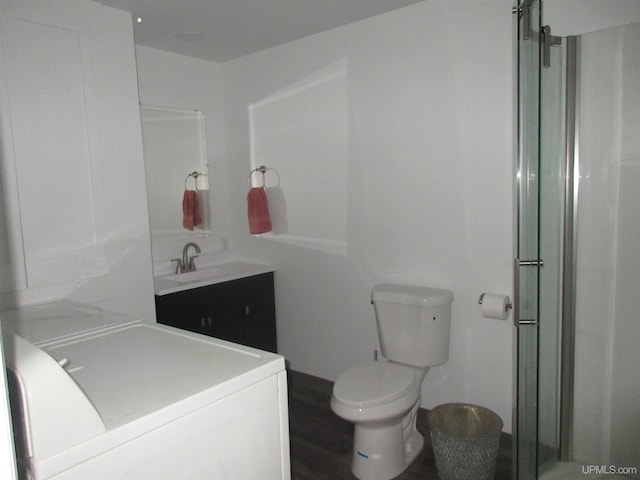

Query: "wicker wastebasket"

xmin=428 ymin=403 xmax=503 ymax=480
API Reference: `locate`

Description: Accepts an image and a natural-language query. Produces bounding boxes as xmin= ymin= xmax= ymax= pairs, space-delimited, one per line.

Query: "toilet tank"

xmin=372 ymin=284 xmax=454 ymax=367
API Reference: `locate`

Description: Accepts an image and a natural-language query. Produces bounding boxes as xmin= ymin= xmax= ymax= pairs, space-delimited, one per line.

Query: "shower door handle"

xmin=514 ymin=258 xmax=543 ymax=327
xmin=518 ymin=259 xmax=544 ymax=267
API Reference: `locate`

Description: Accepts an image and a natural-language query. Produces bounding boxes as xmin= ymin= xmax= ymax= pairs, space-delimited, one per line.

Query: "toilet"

xmin=330 ymin=284 xmax=454 ymax=480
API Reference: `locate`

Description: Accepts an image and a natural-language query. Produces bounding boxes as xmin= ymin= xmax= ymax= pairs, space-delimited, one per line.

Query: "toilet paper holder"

xmin=477 ymin=293 xmax=512 ymax=310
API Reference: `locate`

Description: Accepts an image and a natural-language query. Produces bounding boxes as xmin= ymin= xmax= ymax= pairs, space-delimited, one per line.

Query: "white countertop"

xmin=153 ymin=253 xmax=275 ymax=296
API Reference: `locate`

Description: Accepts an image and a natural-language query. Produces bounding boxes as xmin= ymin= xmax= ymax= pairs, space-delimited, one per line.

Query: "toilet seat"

xmin=333 ymin=362 xmax=417 ymax=409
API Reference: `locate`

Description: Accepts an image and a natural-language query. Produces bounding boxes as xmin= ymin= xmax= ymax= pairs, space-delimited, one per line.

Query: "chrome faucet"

xmin=172 ymin=242 xmax=201 ymax=274
xmin=182 ymin=242 xmax=201 ymax=272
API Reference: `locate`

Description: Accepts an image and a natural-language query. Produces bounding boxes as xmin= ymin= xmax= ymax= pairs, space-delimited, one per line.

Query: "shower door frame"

xmin=557 ymin=35 xmax=578 ymax=463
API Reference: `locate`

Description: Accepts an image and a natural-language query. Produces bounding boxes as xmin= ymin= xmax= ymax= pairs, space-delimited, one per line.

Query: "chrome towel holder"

xmin=184 ymin=171 xmax=205 ymax=191
xmin=248 ymin=165 xmax=267 ymax=187
xmin=248 ymin=165 xmax=281 ymax=188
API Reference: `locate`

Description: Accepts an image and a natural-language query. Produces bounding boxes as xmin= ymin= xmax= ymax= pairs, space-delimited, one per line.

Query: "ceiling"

xmin=98 ymin=0 xmax=424 ymax=63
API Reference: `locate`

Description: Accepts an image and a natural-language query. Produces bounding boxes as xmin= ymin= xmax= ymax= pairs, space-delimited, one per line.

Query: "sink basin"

xmin=163 ymin=262 xmax=258 ymax=284
xmin=154 ymin=259 xmax=274 ymax=295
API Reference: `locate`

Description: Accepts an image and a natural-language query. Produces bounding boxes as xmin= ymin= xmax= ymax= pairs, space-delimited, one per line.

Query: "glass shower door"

xmin=514 ymin=1 xmax=542 ymax=478
xmin=517 ymin=3 xmax=640 ymax=478
xmin=515 ymin=1 xmax=567 ymax=478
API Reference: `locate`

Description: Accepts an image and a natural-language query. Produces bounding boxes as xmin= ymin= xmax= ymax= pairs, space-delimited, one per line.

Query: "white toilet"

xmin=330 ymin=284 xmax=454 ymax=480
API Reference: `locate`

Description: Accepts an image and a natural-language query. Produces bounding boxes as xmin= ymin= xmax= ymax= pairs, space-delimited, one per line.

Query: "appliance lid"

xmin=333 ymin=362 xmax=417 ymax=408
xmin=41 ymin=324 xmax=279 ymax=429
xmin=0 ymin=300 xmax=141 ymax=346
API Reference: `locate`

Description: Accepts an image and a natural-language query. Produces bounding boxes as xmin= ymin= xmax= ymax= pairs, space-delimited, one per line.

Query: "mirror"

xmin=140 ymin=106 xmax=210 ymax=242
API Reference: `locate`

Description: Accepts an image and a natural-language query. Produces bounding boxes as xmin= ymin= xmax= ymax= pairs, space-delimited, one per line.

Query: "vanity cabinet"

xmin=155 ymin=273 xmax=277 ymax=353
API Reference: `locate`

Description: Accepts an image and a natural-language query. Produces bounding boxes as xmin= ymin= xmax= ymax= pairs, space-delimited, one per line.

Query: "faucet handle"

xmin=188 ymin=255 xmax=199 ymax=270
xmin=171 ymin=258 xmax=183 ymax=274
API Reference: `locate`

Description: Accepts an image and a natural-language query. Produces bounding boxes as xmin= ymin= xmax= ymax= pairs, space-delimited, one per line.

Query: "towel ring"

xmin=184 ymin=171 xmax=203 ymax=191
xmin=248 ymin=165 xmax=267 ymax=187
xmin=248 ymin=165 xmax=282 ymax=188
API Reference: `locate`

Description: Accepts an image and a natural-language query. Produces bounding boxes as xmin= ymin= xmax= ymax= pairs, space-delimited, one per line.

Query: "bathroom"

xmin=0 ymin=0 xmax=638 ymax=479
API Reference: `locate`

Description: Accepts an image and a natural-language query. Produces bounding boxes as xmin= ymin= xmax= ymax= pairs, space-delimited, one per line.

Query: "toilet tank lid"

xmin=372 ymin=284 xmax=454 ymax=307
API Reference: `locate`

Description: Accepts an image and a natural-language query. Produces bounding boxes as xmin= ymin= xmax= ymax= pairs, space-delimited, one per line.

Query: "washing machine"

xmin=1 ymin=300 xmax=290 ymax=479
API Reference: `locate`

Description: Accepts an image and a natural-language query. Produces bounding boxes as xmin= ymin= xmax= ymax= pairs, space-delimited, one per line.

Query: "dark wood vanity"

xmin=155 ymin=272 xmax=277 ymax=353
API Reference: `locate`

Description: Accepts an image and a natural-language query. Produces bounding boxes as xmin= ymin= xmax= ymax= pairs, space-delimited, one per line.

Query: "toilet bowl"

xmin=331 ymin=362 xmax=421 ymax=423
xmin=331 ymin=362 xmax=426 ymax=480
xmin=330 ymin=284 xmax=453 ymax=480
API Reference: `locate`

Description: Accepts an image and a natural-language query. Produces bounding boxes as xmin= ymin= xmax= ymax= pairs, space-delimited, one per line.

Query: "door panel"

xmin=514 ymin=1 xmax=541 ymax=479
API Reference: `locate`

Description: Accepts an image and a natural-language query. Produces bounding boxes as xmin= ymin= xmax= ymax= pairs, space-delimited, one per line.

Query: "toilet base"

xmin=350 ymin=401 xmax=423 ymax=480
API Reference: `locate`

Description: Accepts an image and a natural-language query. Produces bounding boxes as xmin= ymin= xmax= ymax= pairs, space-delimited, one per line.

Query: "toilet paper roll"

xmin=480 ymin=293 xmax=511 ymax=320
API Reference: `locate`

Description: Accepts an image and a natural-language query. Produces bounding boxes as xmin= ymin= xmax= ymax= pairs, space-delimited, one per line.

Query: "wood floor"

xmin=287 ymin=370 xmax=512 ymax=480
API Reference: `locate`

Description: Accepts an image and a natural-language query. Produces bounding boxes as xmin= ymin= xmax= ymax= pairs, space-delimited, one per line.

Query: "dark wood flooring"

xmin=287 ymin=370 xmax=512 ymax=480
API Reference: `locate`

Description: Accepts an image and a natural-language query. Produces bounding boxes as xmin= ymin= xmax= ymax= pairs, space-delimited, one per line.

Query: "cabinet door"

xmin=155 ymin=289 xmax=207 ymax=335
xmin=195 ymin=280 xmax=246 ymax=345
xmin=0 ymin=2 xmax=108 ymax=289
xmin=236 ymin=273 xmax=277 ymax=353
xmin=156 ymin=285 xmax=245 ymax=344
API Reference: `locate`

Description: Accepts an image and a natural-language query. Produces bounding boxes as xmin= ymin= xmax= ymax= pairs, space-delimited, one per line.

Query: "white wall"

xmin=573 ymin=22 xmax=640 ymax=472
xmin=0 ymin=1 xmax=155 ymax=321
xmin=545 ymin=0 xmax=640 ymax=36
xmin=135 ymin=46 xmax=231 ymax=264
xmin=222 ymin=0 xmax=515 ymax=431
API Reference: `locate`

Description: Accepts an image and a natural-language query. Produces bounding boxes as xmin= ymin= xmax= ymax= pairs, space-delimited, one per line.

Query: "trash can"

xmin=428 ymin=403 xmax=503 ymax=480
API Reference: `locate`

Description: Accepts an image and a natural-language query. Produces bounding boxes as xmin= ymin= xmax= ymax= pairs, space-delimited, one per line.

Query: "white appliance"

xmin=1 ymin=301 xmax=290 ymax=480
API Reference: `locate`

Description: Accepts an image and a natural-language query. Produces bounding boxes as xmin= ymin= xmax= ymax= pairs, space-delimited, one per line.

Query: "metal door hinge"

xmin=542 ymin=25 xmax=562 ymax=68
xmin=514 ymin=0 xmax=535 ymax=40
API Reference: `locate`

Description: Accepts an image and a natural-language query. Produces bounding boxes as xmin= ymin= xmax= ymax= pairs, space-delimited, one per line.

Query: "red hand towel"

xmin=182 ymin=190 xmax=202 ymax=230
xmin=247 ymin=187 xmax=272 ymax=234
